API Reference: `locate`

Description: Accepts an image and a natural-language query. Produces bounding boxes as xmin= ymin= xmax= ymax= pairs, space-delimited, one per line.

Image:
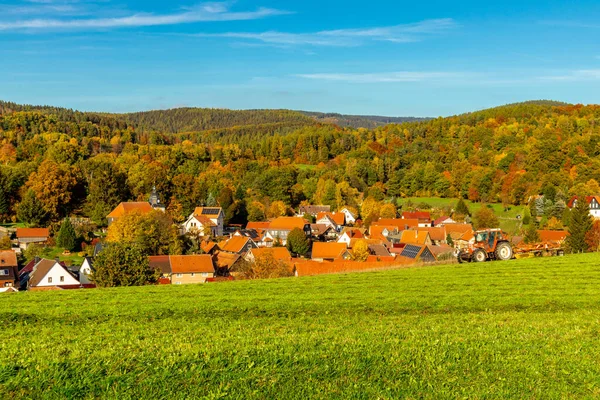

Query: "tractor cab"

xmin=458 ymin=228 xmax=513 ymax=263
xmin=474 ymin=229 xmax=507 ymax=252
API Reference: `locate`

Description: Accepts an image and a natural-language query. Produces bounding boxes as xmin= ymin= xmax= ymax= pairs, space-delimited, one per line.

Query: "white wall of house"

xmin=79 ymin=259 xmax=93 ymax=285
xmin=340 ymin=209 xmax=356 ymax=225
xmin=337 ymin=233 xmax=351 ymax=246
xmin=35 ymin=263 xmax=80 ymax=287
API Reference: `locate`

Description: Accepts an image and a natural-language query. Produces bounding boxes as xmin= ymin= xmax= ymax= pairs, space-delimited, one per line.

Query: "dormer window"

xmin=0 ymin=269 xmax=8 ymax=276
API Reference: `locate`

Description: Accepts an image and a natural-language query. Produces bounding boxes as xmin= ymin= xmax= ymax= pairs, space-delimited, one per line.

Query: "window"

xmin=176 ymin=273 xmax=183 ymax=278
xmin=0 ymin=269 xmax=8 ymax=276
xmin=201 ymin=273 xmax=209 ymax=277
xmin=48 ymin=277 xmax=53 ymax=283
xmin=191 ymin=273 xmax=195 ymax=277
xmin=4 ymin=282 xmax=11 ymax=287
xmin=60 ymin=276 xmax=65 ymax=282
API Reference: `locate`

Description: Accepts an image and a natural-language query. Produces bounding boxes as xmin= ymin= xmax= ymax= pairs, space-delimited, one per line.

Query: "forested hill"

xmin=300 ymin=111 xmax=430 ymax=128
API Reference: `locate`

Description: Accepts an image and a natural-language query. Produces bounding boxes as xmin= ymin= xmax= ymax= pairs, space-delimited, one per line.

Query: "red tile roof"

xmin=402 ymin=211 xmax=431 ymax=221
xmin=0 ymin=251 xmax=18 ymax=267
xmin=220 ymin=236 xmax=251 ymax=253
xmin=107 ymin=202 xmax=153 ymax=218
xmin=170 ymin=255 xmax=214 ymax=274
xmin=311 ymin=242 xmax=348 ymax=260
xmin=269 ymin=217 xmax=308 ymax=231
xmin=16 ymin=228 xmax=49 ymax=238
xmin=373 ymin=218 xmax=419 ymax=230
xmin=316 ymin=212 xmax=345 ymax=226
xmin=246 ymin=222 xmax=271 ymax=230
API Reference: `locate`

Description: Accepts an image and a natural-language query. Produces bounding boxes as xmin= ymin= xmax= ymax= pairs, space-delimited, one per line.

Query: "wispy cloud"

xmin=0 ymin=2 xmax=289 ymax=31
xmin=539 ymin=69 xmax=600 ymax=81
xmin=193 ymin=18 xmax=457 ymax=47
xmin=295 ymin=71 xmax=467 ymax=83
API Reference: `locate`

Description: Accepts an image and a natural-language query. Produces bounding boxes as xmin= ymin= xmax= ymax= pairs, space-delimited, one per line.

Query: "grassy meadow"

xmin=2 ymin=254 xmax=600 ymax=398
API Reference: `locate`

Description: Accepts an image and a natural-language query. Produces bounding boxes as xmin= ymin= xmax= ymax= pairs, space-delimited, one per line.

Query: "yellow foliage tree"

xmin=380 ymin=203 xmax=397 ymax=219
xmin=361 ymin=196 xmax=381 ymax=221
xmin=352 ymin=240 xmax=370 ymax=262
xmin=268 ymin=201 xmax=288 ymax=218
xmin=26 ymin=160 xmax=76 ymax=220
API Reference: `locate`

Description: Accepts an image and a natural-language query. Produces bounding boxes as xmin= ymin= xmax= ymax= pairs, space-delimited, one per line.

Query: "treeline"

xmin=301 ymin=111 xmax=430 ymax=129
xmin=2 ymin=100 xmax=600 ymax=233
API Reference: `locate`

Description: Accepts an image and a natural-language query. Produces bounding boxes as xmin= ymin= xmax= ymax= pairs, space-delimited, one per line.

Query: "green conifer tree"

xmin=565 ymin=196 xmax=594 ymax=253
xmin=56 ymin=218 xmax=77 ymax=251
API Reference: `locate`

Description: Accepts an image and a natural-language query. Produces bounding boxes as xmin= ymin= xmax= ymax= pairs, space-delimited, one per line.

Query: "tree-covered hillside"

xmin=300 ymin=111 xmax=430 ymax=128
xmin=2 ymin=99 xmax=599 ymax=236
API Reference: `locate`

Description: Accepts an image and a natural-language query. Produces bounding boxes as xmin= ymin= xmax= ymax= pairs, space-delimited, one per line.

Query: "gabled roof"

xmin=433 ymin=216 xmax=455 ymax=226
xmin=538 ymin=230 xmax=569 ymax=243
xmin=246 ymin=221 xmax=271 ymax=230
xmin=567 ymin=196 xmax=600 ymax=208
xmin=316 ymin=212 xmax=345 ymax=226
xmin=373 ymin=218 xmax=419 ymax=230
xmin=340 ymin=228 xmax=365 ymax=239
xmin=428 ymin=244 xmax=455 ymax=258
xmin=192 ymin=215 xmax=216 ymax=227
xmin=220 ymin=236 xmax=252 ymax=254
xmin=213 ymin=252 xmax=241 ymax=270
xmin=28 ymin=259 xmax=77 ymax=287
xmin=402 ymin=211 xmax=431 ymax=221
xmin=410 ymin=227 xmax=446 ymax=242
xmin=369 ymin=225 xmax=396 ymax=241
xmin=312 ymin=242 xmax=348 ymax=260
xmin=340 ymin=207 xmax=358 ymax=218
xmin=444 ymin=223 xmax=473 ymax=234
xmin=201 ymin=241 xmax=218 ymax=254
xmin=268 ymin=217 xmax=309 ymax=231
xmin=368 ymin=244 xmax=391 ymax=257
xmin=250 ymin=247 xmax=292 ymax=262
xmin=399 ymin=231 xmax=431 ymax=245
xmin=193 ymin=207 xmax=223 ymax=218
xmin=170 ymin=255 xmax=214 ymax=274
xmin=149 ymin=255 xmax=171 ymax=275
xmin=107 ymin=202 xmax=153 ymax=219
xmin=16 ymin=228 xmax=49 ymax=239
xmin=0 ymin=251 xmax=17 ymax=267
xmin=311 ymin=224 xmax=335 ymax=236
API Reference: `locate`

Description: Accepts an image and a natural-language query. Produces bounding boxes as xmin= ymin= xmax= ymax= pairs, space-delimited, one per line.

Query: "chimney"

xmin=55 ymin=256 xmax=60 ymax=263
xmin=34 ymin=256 xmax=40 ymax=265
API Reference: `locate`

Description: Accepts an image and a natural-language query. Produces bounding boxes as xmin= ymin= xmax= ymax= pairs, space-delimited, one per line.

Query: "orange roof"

xmin=193 ymin=207 xmax=223 ymax=217
xmin=366 ymin=255 xmax=397 ymax=263
xmin=369 ymin=225 xmax=396 ymax=241
xmin=349 ymin=238 xmax=384 ymax=249
xmin=0 ymin=251 xmax=17 ymax=267
xmin=458 ymin=231 xmax=475 ymax=241
xmin=538 ymin=230 xmax=568 ymax=242
xmin=295 ymin=258 xmax=416 ymax=277
xmin=251 ymin=247 xmax=292 ymax=262
xmin=399 ymin=230 xmax=431 ymax=245
xmin=444 ymin=223 xmax=473 ymax=234
xmin=220 ymin=236 xmax=251 ymax=253
xmin=213 ymin=252 xmax=241 ymax=269
xmin=311 ymin=242 xmax=348 ymax=260
xmin=316 ymin=212 xmax=345 ymax=226
xmin=410 ymin=227 xmax=446 ymax=241
xmin=201 ymin=241 xmax=218 ymax=253
xmin=194 ymin=215 xmax=216 ymax=227
xmin=269 ymin=217 xmax=308 ymax=231
xmin=341 ymin=228 xmax=365 ymax=239
xmin=170 ymin=255 xmax=214 ymax=274
xmin=16 ymin=228 xmax=49 ymax=238
xmin=373 ymin=218 xmax=419 ymax=229
xmin=107 ymin=202 xmax=153 ymax=218
xmin=247 ymin=222 xmax=271 ymax=230
xmin=402 ymin=211 xmax=431 ymax=220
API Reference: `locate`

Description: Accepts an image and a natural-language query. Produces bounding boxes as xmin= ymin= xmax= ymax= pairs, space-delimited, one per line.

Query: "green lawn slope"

xmin=2 ymin=254 xmax=600 ymax=398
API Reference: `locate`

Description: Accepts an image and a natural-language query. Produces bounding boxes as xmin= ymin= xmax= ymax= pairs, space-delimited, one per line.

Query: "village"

xmin=1 ymin=188 xmax=585 ymax=293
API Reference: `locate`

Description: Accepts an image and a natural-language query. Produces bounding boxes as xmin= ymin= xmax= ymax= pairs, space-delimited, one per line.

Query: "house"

xmin=107 ymin=202 xmax=153 ymax=226
xmin=373 ymin=218 xmax=419 ymax=230
xmin=16 ymin=228 xmax=49 ymax=249
xmin=297 ymin=205 xmax=331 ymax=218
xmin=338 ymin=228 xmax=365 ymax=246
xmin=369 ymin=225 xmax=397 ymax=242
xmin=183 ymin=207 xmax=224 ymax=236
xmin=170 ymin=255 xmax=215 ymax=285
xmin=311 ymin=242 xmax=351 ymax=262
xmin=28 ymin=258 xmax=81 ymax=290
xmin=402 ymin=211 xmax=431 ymax=226
xmin=368 ymin=244 xmax=392 ymax=257
xmin=247 ymin=247 xmax=292 ymax=263
xmin=340 ymin=208 xmax=358 ymax=225
xmin=316 ymin=212 xmax=346 ymax=229
xmin=454 ymin=231 xmax=475 ymax=250
xmin=78 ymin=257 xmax=95 ymax=285
xmin=200 ymin=240 xmax=220 ymax=255
xmin=445 ymin=223 xmax=474 ymax=247
xmin=149 ymin=255 xmax=172 ymax=284
xmin=213 ymin=252 xmax=242 ymax=276
xmin=397 ymin=244 xmax=437 ymax=263
xmin=0 ymin=251 xmax=18 ymax=288
xmin=409 ymin=227 xmax=447 ymax=245
xmin=567 ymin=196 xmax=600 ymax=219
xmin=219 ymin=236 xmax=257 ymax=255
xmin=433 ymin=216 xmax=456 ymax=226
xmin=428 ymin=244 xmax=456 ymax=260
xmin=266 ymin=217 xmax=311 ymax=245
xmin=148 ymin=186 xmax=166 ymax=212
xmin=310 ymin=224 xmax=337 ymax=241
xmin=399 ymin=231 xmax=432 ymax=246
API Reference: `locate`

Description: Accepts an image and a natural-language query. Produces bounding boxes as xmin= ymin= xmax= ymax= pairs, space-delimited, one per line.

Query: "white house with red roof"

xmin=183 ymin=207 xmax=224 ymax=236
xmin=568 ymin=196 xmax=600 ymax=219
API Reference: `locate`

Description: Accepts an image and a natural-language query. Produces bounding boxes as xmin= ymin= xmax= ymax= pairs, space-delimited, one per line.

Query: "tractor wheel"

xmin=495 ymin=242 xmax=514 ymax=261
xmin=472 ymin=249 xmax=487 ymax=263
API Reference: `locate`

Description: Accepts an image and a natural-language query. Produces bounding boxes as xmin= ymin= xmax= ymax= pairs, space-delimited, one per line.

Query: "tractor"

xmin=457 ymin=228 xmax=514 ymax=263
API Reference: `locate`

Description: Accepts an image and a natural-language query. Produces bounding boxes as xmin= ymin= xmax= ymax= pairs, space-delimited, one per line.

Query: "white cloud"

xmin=193 ymin=18 xmax=457 ymax=47
xmin=0 ymin=2 xmax=289 ymax=31
xmin=295 ymin=71 xmax=466 ymax=83
xmin=539 ymin=70 xmax=600 ymax=81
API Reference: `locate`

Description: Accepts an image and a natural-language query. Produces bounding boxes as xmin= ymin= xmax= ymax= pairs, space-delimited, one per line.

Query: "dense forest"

xmin=300 ymin=111 xmax=430 ymax=128
xmin=1 ymin=99 xmax=600 ymax=232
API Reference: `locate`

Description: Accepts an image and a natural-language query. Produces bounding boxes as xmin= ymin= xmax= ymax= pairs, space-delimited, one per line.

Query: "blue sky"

xmin=1 ymin=0 xmax=600 ymax=116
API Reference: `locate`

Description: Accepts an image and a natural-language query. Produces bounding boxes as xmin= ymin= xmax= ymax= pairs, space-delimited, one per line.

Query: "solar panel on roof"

xmin=401 ymin=244 xmax=422 ymax=259
xmin=202 ymin=208 xmax=220 ymax=215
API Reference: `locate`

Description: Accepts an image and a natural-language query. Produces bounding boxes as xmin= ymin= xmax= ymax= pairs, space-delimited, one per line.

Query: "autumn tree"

xmin=106 ymin=210 xmax=182 ymax=256
xmin=247 ymin=201 xmax=266 ymax=222
xmin=473 ymin=206 xmax=499 ymax=229
xmin=26 ymin=160 xmax=76 ymax=220
xmin=585 ymin=220 xmax=600 ymax=252
xmin=379 ymin=203 xmax=397 ymax=219
xmin=234 ymin=252 xmax=293 ymax=280
xmin=455 ymin=198 xmax=471 ymax=217
xmin=92 ymin=243 xmax=159 ymax=288
xmin=523 ymin=224 xmax=541 ymax=244
xmin=56 ymin=218 xmax=77 ymax=251
xmin=286 ymin=228 xmax=310 ymax=257
xmin=17 ymin=189 xmax=47 ymax=226
xmin=267 ymin=201 xmax=287 ymax=219
xmin=565 ymin=195 xmax=593 ymax=253
xmin=352 ymin=240 xmax=370 ymax=262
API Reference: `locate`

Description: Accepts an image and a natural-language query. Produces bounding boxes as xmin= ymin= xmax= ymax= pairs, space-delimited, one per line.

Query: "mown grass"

xmin=2 ymin=254 xmax=600 ymax=398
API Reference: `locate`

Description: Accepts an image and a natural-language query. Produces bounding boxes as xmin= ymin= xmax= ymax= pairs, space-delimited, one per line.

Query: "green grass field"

xmin=3 ymin=254 xmax=600 ymax=398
